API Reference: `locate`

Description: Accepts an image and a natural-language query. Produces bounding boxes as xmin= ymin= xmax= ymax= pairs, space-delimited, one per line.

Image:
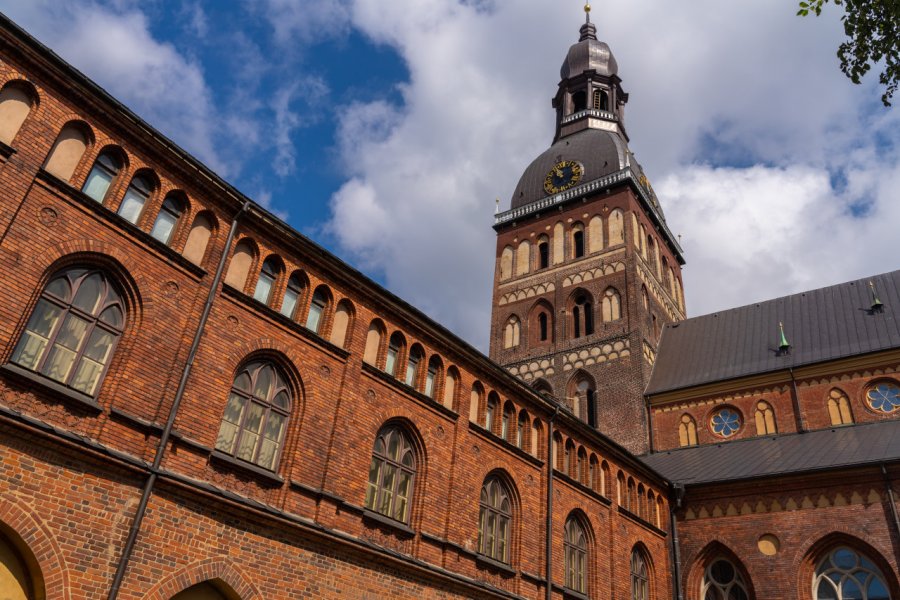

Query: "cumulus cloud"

xmin=259 ymin=0 xmax=352 ymax=47
xmin=325 ymin=0 xmax=897 ymax=349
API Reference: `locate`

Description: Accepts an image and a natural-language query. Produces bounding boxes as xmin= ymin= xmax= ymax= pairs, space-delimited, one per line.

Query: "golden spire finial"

xmin=584 ymin=2 xmax=591 ymax=22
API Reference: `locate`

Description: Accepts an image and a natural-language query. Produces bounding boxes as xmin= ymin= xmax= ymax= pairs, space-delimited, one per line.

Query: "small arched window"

xmin=305 ymin=287 xmax=329 ymax=334
xmin=363 ymin=321 xmax=384 ymax=366
xmin=754 ymin=401 xmax=777 ymax=435
xmin=470 ymin=383 xmax=484 ymax=422
xmin=538 ymin=240 xmax=550 ymax=270
xmin=631 ymin=548 xmax=650 ymax=600
xmin=828 ymin=388 xmax=854 ymax=426
xmin=503 ymin=315 xmax=521 ymax=349
xmin=679 ymin=414 xmax=698 ymax=447
xmin=485 ymin=394 xmax=498 ymax=432
xmin=516 ymin=241 xmax=530 ymax=276
xmin=82 ymin=150 xmax=122 ymax=202
xmin=182 ymin=212 xmax=214 ymax=266
xmin=641 ymin=285 xmax=650 ymax=310
xmin=405 ymin=345 xmax=423 ymax=388
xmin=280 ymin=272 xmax=305 ymax=319
xmin=813 ymin=547 xmax=890 ymax=600
xmin=573 ymin=293 xmax=594 ymax=338
xmin=501 ymin=403 xmax=515 ymax=442
xmin=572 ymin=90 xmax=587 ymax=113
xmin=499 ymin=246 xmax=514 ymax=281
xmin=564 ymin=517 xmax=588 ymax=594
xmin=609 ymin=209 xmax=625 ymax=245
xmin=573 ymin=225 xmax=585 ymax=258
xmin=517 ymin=410 xmax=528 ymax=449
xmin=0 ymin=82 xmax=34 ymax=144
xmin=539 ymin=312 xmax=549 ymax=341
xmin=330 ymin=300 xmax=353 ymax=348
xmin=11 ymin=267 xmax=124 ymax=396
xmin=150 ymin=194 xmax=185 ymax=245
xmin=602 ymin=288 xmax=621 ymax=321
xmin=253 ymin=257 xmax=281 ymax=305
xmin=224 ymin=239 xmax=256 ymax=291
xmin=365 ymin=426 xmax=416 ymax=523
xmin=424 ymin=356 xmax=441 ymax=398
xmin=478 ymin=477 xmax=512 ymax=563
xmin=443 ymin=367 xmax=458 ymax=410
xmin=702 ymin=559 xmax=749 ymax=600
xmin=44 ymin=122 xmax=89 ymax=182
xmin=118 ymin=174 xmax=154 ymax=225
xmin=385 ymin=332 xmax=404 ymax=376
xmin=214 ymin=361 xmax=291 ymax=471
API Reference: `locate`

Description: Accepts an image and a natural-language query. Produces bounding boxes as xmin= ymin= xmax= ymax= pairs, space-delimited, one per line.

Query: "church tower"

xmin=489 ymin=6 xmax=686 ymax=454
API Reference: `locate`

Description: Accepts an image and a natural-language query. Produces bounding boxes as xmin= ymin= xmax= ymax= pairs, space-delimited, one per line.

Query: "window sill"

xmin=1 ymin=363 xmax=102 ymax=412
xmin=209 ymin=449 xmax=284 ymax=486
xmin=170 ymin=429 xmax=212 ymax=454
xmin=289 ymin=480 xmax=345 ymax=504
xmin=617 ymin=505 xmax=667 ymax=537
xmin=361 ymin=509 xmax=416 ymax=537
xmin=475 ymin=554 xmax=516 ymax=576
xmin=561 ymin=588 xmax=590 ymax=600
xmin=362 ymin=362 xmax=458 ymax=420
xmin=109 ymin=406 xmax=162 ymax=432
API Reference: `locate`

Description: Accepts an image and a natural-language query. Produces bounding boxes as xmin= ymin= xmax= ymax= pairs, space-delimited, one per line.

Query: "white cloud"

xmin=260 ymin=0 xmax=352 ymax=46
xmin=323 ymin=0 xmax=897 ymax=349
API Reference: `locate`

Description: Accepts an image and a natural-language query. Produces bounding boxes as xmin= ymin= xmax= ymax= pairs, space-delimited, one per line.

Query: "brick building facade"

xmin=0 ymin=7 xmax=898 ymax=600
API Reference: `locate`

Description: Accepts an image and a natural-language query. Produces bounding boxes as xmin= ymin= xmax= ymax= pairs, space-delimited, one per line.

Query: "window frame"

xmin=81 ymin=151 xmax=122 ymax=203
xmin=149 ymin=194 xmax=184 ymax=246
xmin=365 ymin=426 xmax=417 ymax=524
xmin=564 ymin=517 xmax=588 ymax=594
xmin=631 ymin=548 xmax=650 ymax=600
xmin=478 ymin=476 xmax=513 ymax=564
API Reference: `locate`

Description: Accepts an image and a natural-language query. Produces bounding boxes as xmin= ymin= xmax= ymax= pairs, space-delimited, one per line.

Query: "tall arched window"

xmin=602 ymin=288 xmax=621 ymax=321
xmin=609 ymin=208 xmax=624 ymax=245
xmin=405 ymin=345 xmax=423 ymax=388
xmin=485 ymin=394 xmax=498 ymax=433
xmin=539 ymin=312 xmax=549 ymax=341
xmin=517 ymin=410 xmax=528 ymax=449
xmin=564 ymin=517 xmax=588 ymax=594
xmin=516 ymin=241 xmax=530 ymax=276
xmin=499 ymin=246 xmax=514 ymax=281
xmin=280 ymin=272 xmax=305 ymax=319
xmin=478 ymin=476 xmax=512 ymax=563
xmin=538 ymin=239 xmax=550 ymax=270
xmin=11 ymin=268 xmax=125 ymax=396
xmin=82 ymin=150 xmax=122 ymax=202
xmin=0 ymin=82 xmax=34 ymax=144
xmin=631 ymin=548 xmax=650 ymax=600
xmin=182 ymin=212 xmax=214 ymax=266
xmin=365 ymin=426 xmax=416 ymax=523
xmin=443 ymin=367 xmax=458 ymax=409
xmin=306 ymin=287 xmax=329 ymax=334
xmin=253 ymin=257 xmax=280 ymax=305
xmin=117 ymin=174 xmax=154 ymax=225
xmin=679 ymin=414 xmax=698 ymax=447
xmin=573 ymin=224 xmax=585 ymax=258
xmin=214 ymin=361 xmax=291 ymax=471
xmin=828 ymin=389 xmax=854 ymax=426
xmin=363 ymin=320 xmax=384 ymax=366
xmin=813 ymin=547 xmax=890 ymax=600
xmin=224 ymin=239 xmax=255 ymax=290
xmin=0 ymin=528 xmax=39 ymax=600
xmin=702 ymin=559 xmax=749 ymax=600
xmin=502 ymin=403 xmax=515 ymax=442
xmin=149 ymin=194 xmax=185 ymax=245
xmin=572 ymin=90 xmax=587 ymax=113
xmin=572 ymin=293 xmax=594 ymax=338
xmin=424 ymin=356 xmax=441 ymax=398
xmin=385 ymin=332 xmax=404 ymax=376
xmin=330 ymin=300 xmax=353 ymax=348
xmin=44 ymin=122 xmax=89 ymax=182
xmin=503 ymin=315 xmax=521 ymax=349
xmin=755 ymin=401 xmax=777 ymax=435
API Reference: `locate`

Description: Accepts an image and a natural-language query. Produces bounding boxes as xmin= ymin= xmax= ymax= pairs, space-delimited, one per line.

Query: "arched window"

xmin=363 ymin=321 xmax=384 ymax=366
xmin=571 ymin=374 xmax=597 ymax=428
xmin=577 ymin=448 xmax=586 ymax=483
xmin=365 ymin=426 xmax=416 ymax=523
xmin=502 ymin=403 xmax=515 ymax=442
xmin=385 ymin=332 xmax=404 ymax=376
xmin=330 ymin=300 xmax=353 ymax=348
xmin=44 ymin=122 xmax=89 ymax=182
xmin=609 ymin=209 xmax=625 ymax=245
xmin=182 ymin=212 xmax=214 ymax=266
xmin=0 ymin=528 xmax=39 ymax=600
xmin=0 ymin=82 xmax=34 ymax=144
xmin=82 ymin=150 xmax=122 ymax=202
xmin=306 ymin=287 xmax=329 ymax=334
xmin=499 ymin=246 xmax=514 ymax=281
xmin=538 ymin=239 xmax=550 ymax=270
xmin=632 ymin=548 xmax=650 ymax=600
xmin=280 ymin=272 xmax=305 ymax=319
xmin=572 ymin=293 xmax=594 ymax=338
xmin=572 ymin=90 xmax=587 ymax=113
xmin=118 ymin=174 xmax=154 ymax=225
xmin=539 ymin=312 xmax=549 ymax=342
xmin=12 ymin=267 xmax=124 ymax=396
xmin=641 ymin=285 xmax=650 ymax=310
xmin=171 ymin=582 xmax=232 ymax=600
xmin=504 ymin=315 xmax=521 ymax=349
xmin=755 ymin=401 xmax=777 ymax=435
xmin=424 ymin=356 xmax=441 ymax=398
xmin=813 ymin=547 xmax=890 ymax=600
xmin=702 ymin=559 xmax=749 ymax=600
xmin=485 ymin=394 xmax=498 ymax=433
xmin=253 ymin=257 xmax=281 ymax=305
xmin=564 ymin=517 xmax=588 ymax=594
xmin=443 ymin=367 xmax=458 ymax=410
xmin=679 ymin=414 xmax=698 ymax=447
xmin=214 ymin=361 xmax=291 ymax=471
xmin=470 ymin=383 xmax=484 ymax=422
xmin=517 ymin=410 xmax=528 ymax=449
xmin=150 ymin=194 xmax=185 ymax=245
xmin=573 ymin=224 xmax=585 ymax=258
xmin=588 ymin=215 xmax=604 ymax=252
xmin=224 ymin=239 xmax=255 ymax=291
xmin=478 ymin=476 xmax=512 ymax=563
xmin=828 ymin=388 xmax=854 ymax=425
xmin=405 ymin=345 xmax=423 ymax=388
xmin=516 ymin=241 xmax=530 ymax=276
xmin=602 ymin=288 xmax=621 ymax=321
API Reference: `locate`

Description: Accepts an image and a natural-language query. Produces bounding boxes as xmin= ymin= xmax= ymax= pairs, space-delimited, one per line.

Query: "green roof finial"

xmin=778 ymin=321 xmax=791 ymax=352
xmin=869 ymin=281 xmax=884 ymax=312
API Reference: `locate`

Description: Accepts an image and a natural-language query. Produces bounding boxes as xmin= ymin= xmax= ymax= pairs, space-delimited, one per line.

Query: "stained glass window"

xmin=710 ymin=408 xmax=742 ymax=438
xmin=866 ymin=382 xmax=900 ymax=414
xmin=813 ymin=547 xmax=890 ymax=600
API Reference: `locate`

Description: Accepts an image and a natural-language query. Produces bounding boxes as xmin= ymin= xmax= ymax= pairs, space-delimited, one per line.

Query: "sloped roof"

xmin=641 ymin=419 xmax=900 ymax=486
xmin=646 ymin=270 xmax=900 ymax=395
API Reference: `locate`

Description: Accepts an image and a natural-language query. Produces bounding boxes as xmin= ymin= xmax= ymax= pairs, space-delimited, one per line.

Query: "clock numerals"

xmin=543 ymin=160 xmax=583 ymax=195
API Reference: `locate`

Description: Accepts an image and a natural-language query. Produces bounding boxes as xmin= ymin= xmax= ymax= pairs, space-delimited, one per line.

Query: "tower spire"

xmin=580 ymin=3 xmax=597 ymax=41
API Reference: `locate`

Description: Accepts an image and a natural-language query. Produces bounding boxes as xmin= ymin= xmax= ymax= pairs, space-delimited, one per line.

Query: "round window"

xmin=866 ymin=381 xmax=900 ymax=413
xmin=710 ymin=408 xmax=742 ymax=438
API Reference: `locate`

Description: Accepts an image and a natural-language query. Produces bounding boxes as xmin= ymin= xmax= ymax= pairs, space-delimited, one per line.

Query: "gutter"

xmin=106 ymin=201 xmax=249 ymax=599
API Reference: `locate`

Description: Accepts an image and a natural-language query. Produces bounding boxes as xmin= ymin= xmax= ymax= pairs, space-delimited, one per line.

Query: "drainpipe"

xmin=787 ymin=368 xmax=806 ymax=433
xmin=670 ymin=483 xmax=685 ymax=600
xmin=545 ymin=405 xmax=560 ymax=600
xmin=645 ymin=394 xmax=655 ymax=453
xmin=880 ymin=464 xmax=900 ymax=564
xmin=107 ymin=201 xmax=250 ymax=599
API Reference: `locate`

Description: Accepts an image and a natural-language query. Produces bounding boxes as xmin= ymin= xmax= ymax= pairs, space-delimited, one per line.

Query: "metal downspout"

xmin=881 ymin=464 xmax=900 ymax=565
xmin=670 ymin=483 xmax=685 ymax=600
xmin=546 ymin=405 xmax=560 ymax=600
xmin=107 ymin=201 xmax=250 ymax=599
xmin=788 ymin=368 xmax=807 ymax=433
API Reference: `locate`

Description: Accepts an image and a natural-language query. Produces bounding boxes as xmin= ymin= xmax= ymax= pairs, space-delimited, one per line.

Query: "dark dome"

xmin=560 ymin=23 xmax=618 ymax=79
xmin=510 ymin=128 xmax=627 ymax=210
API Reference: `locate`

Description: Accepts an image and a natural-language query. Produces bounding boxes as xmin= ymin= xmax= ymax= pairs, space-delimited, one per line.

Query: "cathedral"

xmin=0 ymin=5 xmax=896 ymax=600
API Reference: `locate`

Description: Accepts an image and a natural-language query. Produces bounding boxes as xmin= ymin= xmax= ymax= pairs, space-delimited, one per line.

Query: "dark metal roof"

xmin=646 ymin=270 xmax=900 ymax=395
xmin=641 ymin=419 xmax=900 ymax=486
xmin=560 ymin=21 xmax=618 ymax=79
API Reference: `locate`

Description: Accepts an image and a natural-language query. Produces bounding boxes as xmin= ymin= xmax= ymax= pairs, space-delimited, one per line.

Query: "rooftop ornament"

xmin=869 ymin=281 xmax=885 ymax=313
xmin=777 ymin=321 xmax=791 ymax=355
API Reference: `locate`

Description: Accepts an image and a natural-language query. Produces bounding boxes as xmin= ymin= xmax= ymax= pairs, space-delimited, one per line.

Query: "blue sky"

xmin=1 ymin=0 xmax=897 ymax=350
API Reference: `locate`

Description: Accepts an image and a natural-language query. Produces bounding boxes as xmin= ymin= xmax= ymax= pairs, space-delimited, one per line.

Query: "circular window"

xmin=866 ymin=381 xmax=900 ymax=413
xmin=710 ymin=408 xmax=742 ymax=438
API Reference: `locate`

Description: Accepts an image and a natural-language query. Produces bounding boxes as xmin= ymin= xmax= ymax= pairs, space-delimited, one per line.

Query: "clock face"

xmin=544 ymin=160 xmax=584 ymax=195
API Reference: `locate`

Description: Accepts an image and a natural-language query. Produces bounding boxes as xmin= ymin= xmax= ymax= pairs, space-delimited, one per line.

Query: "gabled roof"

xmin=641 ymin=419 xmax=900 ymax=486
xmin=646 ymin=270 xmax=900 ymax=396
